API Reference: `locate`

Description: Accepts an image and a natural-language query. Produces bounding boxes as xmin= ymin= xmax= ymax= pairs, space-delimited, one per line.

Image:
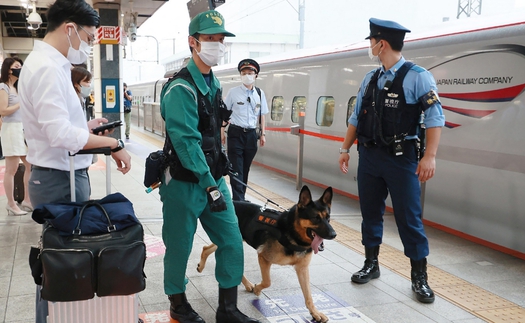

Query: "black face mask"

xmin=11 ymin=68 xmax=21 ymax=78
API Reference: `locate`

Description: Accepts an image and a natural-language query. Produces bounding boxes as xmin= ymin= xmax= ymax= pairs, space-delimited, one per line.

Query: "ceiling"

xmin=1 ymin=0 xmax=168 ymax=39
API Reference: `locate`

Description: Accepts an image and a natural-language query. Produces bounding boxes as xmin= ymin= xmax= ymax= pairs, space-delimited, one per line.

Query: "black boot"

xmin=216 ymin=287 xmax=260 ymax=323
xmin=351 ymin=246 xmax=380 ymax=283
xmin=410 ymin=258 xmax=435 ymax=303
xmin=168 ymin=293 xmax=206 ymax=323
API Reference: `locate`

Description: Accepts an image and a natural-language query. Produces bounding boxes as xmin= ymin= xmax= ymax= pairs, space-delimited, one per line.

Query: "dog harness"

xmin=239 ymin=207 xmax=312 ymax=254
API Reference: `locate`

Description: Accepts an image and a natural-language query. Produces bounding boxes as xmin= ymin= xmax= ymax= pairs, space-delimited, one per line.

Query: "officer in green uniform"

xmin=159 ymin=10 xmax=260 ymax=323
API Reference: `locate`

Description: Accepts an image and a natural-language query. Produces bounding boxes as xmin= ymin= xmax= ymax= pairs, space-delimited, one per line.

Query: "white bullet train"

xmin=129 ymin=15 xmax=525 ymax=257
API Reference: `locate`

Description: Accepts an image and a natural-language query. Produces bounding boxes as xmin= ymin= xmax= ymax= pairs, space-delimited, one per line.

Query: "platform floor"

xmin=1 ymin=126 xmax=524 ymax=323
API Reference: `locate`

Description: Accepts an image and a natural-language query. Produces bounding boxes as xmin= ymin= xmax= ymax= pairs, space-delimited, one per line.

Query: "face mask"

xmin=11 ymin=68 xmax=21 ymax=78
xmin=80 ymin=85 xmax=91 ymax=98
xmin=195 ymin=40 xmax=225 ymax=67
xmin=66 ymin=26 xmax=92 ymax=64
xmin=368 ymin=42 xmax=381 ymax=61
xmin=241 ymin=74 xmax=256 ymax=86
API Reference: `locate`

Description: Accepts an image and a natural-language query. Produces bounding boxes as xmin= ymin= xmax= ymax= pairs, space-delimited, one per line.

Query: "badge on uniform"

xmin=393 ymin=138 xmax=404 ymax=156
xmin=419 ymin=90 xmax=439 ymax=109
xmin=236 ymin=101 xmax=245 ymax=105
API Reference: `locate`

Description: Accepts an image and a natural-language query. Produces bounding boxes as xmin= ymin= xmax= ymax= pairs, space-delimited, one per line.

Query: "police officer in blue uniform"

xmin=338 ymin=18 xmax=445 ymax=303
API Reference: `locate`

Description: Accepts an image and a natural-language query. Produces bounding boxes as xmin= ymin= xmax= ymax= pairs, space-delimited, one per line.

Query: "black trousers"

xmin=227 ymin=125 xmax=258 ymax=201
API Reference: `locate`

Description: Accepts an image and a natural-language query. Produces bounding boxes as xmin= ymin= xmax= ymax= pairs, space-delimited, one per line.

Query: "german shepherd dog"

xmin=197 ymin=185 xmax=336 ymax=323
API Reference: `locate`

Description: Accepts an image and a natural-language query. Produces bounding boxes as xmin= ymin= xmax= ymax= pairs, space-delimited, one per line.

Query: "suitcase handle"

xmin=69 ymin=147 xmax=112 ymax=156
xmin=69 ymin=147 xmax=112 ymax=202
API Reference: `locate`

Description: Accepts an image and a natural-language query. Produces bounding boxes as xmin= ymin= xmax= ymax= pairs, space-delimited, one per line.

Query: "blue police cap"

xmin=365 ymin=18 xmax=411 ymax=40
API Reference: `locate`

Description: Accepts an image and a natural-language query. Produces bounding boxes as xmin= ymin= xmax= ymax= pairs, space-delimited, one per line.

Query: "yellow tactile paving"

xmin=244 ymin=181 xmax=525 ymax=323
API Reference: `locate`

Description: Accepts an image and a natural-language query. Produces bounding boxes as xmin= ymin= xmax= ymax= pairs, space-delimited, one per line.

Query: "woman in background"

xmin=71 ymin=66 xmax=98 ymax=166
xmin=0 ymin=57 xmax=32 ymax=215
xmin=71 ymin=66 xmax=92 ymax=118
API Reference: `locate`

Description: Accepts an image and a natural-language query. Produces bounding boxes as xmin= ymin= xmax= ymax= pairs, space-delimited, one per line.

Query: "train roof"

xmin=214 ymin=13 xmax=525 ymax=74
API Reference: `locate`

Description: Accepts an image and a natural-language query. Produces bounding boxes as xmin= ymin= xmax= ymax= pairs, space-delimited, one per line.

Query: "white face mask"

xmin=368 ymin=41 xmax=381 ymax=61
xmin=196 ymin=40 xmax=225 ymax=67
xmin=80 ymin=85 xmax=91 ymax=98
xmin=241 ymin=74 xmax=256 ymax=86
xmin=67 ymin=26 xmax=92 ymax=64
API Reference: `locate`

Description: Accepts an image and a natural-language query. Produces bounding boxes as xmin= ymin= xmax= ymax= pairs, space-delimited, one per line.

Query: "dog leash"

xmin=228 ymin=170 xmax=287 ymax=211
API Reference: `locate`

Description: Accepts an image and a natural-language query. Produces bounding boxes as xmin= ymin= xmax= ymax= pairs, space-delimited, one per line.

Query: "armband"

xmin=419 ymin=90 xmax=440 ymax=110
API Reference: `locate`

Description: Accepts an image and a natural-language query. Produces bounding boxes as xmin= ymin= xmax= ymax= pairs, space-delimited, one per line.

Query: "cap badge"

xmin=206 ymin=13 xmax=223 ymax=25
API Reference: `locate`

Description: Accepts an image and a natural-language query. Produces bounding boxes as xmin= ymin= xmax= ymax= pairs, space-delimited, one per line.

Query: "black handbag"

xmin=37 ymin=199 xmax=146 ymax=302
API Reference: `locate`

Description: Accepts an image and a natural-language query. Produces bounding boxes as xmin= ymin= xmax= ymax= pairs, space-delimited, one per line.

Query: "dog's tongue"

xmin=311 ymin=232 xmax=324 ymax=254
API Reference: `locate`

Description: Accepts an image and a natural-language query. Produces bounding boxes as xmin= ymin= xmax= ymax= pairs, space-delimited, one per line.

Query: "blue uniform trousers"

xmin=357 ymin=141 xmax=429 ymax=260
xmin=160 ymin=176 xmax=244 ymax=295
xmin=227 ymin=125 xmax=258 ymax=201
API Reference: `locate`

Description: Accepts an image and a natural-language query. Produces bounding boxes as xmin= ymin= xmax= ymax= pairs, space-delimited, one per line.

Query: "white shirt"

xmin=19 ymin=40 xmax=91 ymax=171
xmin=225 ymin=84 xmax=268 ymax=129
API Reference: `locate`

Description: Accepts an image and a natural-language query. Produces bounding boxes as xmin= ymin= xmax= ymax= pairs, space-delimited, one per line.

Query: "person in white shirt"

xmin=18 ymin=0 xmax=131 ymax=322
xmin=224 ymin=59 xmax=268 ymax=201
xmin=0 ymin=57 xmax=32 ymax=216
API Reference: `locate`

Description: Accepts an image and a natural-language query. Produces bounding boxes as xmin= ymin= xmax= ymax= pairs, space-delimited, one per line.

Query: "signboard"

xmin=187 ymin=0 xmax=225 ymax=19
xmin=97 ymin=26 xmax=121 ymax=45
xmin=101 ymin=79 xmax=120 ymax=113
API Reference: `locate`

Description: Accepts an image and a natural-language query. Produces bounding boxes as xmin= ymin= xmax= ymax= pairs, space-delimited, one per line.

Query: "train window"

xmin=271 ymin=96 xmax=285 ymax=121
xmin=316 ymin=96 xmax=335 ymax=127
xmin=291 ymin=96 xmax=306 ymax=123
xmin=346 ymin=96 xmax=357 ymax=127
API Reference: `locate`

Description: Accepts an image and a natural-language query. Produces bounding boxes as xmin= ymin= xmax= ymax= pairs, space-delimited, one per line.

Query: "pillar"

xmin=92 ymin=4 xmax=122 ymax=139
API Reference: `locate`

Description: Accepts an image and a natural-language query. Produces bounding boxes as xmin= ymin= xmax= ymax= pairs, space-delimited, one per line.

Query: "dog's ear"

xmin=320 ymin=187 xmax=333 ymax=206
xmin=298 ymin=185 xmax=312 ymax=207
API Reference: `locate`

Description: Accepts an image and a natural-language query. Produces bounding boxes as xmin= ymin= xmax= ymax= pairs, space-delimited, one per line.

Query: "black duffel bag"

xmin=34 ymin=196 xmax=146 ymax=302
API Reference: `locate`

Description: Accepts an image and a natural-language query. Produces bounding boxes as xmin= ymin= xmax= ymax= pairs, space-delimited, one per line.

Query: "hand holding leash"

xmin=207 ymin=186 xmax=227 ymax=212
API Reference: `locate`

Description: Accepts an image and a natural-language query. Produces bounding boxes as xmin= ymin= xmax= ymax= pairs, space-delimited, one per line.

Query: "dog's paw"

xmin=196 ymin=264 xmax=203 ymax=273
xmin=253 ymin=284 xmax=263 ymax=296
xmin=311 ymin=310 xmax=329 ymax=323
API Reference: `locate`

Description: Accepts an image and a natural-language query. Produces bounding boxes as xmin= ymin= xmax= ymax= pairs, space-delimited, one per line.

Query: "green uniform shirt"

xmin=160 ymin=58 xmax=221 ymax=190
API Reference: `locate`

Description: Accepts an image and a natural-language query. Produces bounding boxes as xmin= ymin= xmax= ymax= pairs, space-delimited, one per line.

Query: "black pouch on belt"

xmin=144 ymin=150 xmax=165 ymax=187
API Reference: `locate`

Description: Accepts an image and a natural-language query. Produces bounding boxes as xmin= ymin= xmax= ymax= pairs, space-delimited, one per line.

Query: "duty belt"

xmin=361 ymin=141 xmax=377 ymax=148
xmin=229 ymin=124 xmax=256 ymax=132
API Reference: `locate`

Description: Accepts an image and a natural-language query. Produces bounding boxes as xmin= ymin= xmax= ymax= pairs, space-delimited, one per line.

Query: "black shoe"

xmin=351 ymin=246 xmax=380 ymax=284
xmin=0 ymin=156 xmax=4 ymax=160
xmin=126 ymin=135 xmax=130 ymax=139
xmin=217 ymin=287 xmax=260 ymax=323
xmin=168 ymin=293 xmax=206 ymax=323
xmin=351 ymin=259 xmax=380 ymax=283
xmin=410 ymin=258 xmax=435 ymax=303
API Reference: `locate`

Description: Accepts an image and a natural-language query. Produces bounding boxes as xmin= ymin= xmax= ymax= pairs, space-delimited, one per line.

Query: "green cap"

xmin=189 ymin=10 xmax=235 ymax=37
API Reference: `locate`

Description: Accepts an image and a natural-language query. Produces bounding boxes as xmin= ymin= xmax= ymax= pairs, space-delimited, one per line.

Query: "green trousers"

xmin=159 ymin=176 xmax=244 ymax=295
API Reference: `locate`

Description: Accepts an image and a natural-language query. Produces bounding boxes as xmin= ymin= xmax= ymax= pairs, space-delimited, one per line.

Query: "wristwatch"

xmin=111 ymin=139 xmax=125 ymax=153
xmin=339 ymin=148 xmax=349 ymax=154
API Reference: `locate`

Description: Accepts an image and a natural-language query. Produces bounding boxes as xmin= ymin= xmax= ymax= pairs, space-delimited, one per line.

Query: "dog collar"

xmin=278 ymin=235 xmax=312 ymax=253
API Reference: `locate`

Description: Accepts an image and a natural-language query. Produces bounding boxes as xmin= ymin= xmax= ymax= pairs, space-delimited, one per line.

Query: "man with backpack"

xmin=225 ymin=58 xmax=269 ymax=201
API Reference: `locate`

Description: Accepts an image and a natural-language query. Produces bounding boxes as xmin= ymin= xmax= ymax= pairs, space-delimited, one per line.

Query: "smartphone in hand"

xmin=91 ymin=120 xmax=123 ymax=135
